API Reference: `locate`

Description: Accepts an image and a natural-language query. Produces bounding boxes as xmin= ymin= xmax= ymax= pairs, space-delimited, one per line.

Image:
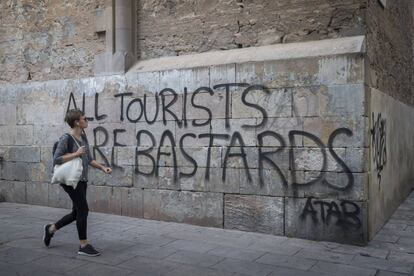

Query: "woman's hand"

xmin=76 ymin=146 xmax=86 ymax=157
xmin=102 ymin=167 xmax=112 ymax=174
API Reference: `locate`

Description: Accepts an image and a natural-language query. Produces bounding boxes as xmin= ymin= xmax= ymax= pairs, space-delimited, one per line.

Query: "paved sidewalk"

xmin=2 ymin=193 xmax=414 ymax=275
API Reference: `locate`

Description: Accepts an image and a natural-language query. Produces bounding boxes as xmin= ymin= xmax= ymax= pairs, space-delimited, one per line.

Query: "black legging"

xmin=55 ymin=181 xmax=89 ymax=240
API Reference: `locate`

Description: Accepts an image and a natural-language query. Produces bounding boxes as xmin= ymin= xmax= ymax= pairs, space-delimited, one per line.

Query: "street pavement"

xmin=2 ymin=193 xmax=414 ymax=275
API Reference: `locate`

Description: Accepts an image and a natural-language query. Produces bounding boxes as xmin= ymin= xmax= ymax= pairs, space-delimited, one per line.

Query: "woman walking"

xmin=43 ymin=109 xmax=112 ymax=256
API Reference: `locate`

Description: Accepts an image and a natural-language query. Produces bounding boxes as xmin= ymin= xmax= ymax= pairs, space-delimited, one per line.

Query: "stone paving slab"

xmin=2 ymin=191 xmax=414 ymax=275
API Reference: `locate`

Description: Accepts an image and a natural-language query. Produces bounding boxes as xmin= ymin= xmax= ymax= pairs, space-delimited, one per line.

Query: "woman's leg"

xmin=54 ymin=184 xmax=77 ymax=230
xmin=72 ymin=181 xmax=89 ymax=244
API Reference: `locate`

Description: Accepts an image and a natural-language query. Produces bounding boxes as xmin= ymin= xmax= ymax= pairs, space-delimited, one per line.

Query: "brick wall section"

xmin=0 ymin=0 xmax=105 ymax=84
xmin=366 ymin=0 xmax=414 ymax=106
xmin=137 ymin=0 xmax=366 ymax=59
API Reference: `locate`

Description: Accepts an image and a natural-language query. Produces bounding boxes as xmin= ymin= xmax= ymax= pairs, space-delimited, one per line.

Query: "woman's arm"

xmin=89 ymin=160 xmax=112 ymax=174
xmin=54 ymin=134 xmax=85 ymax=164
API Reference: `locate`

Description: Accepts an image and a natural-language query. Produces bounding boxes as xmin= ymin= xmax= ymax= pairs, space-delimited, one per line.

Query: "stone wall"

xmin=368 ymin=88 xmax=414 ymax=238
xmin=0 ymin=37 xmax=369 ymax=244
xmin=137 ymin=0 xmax=366 ymax=59
xmin=366 ymin=0 xmax=414 ymax=107
xmin=0 ymin=0 xmax=105 ymax=84
xmin=1 ymin=0 xmax=366 ymax=84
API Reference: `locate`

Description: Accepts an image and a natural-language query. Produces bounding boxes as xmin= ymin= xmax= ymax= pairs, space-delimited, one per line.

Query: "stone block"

xmin=156 ymin=166 xmax=181 ymax=190
xmin=239 ymin=168 xmax=291 ymax=197
xmin=232 ymin=87 xmax=292 ymax=119
xmin=295 ymin=172 xmax=368 ymax=201
xmin=15 ymin=125 xmax=34 ymax=145
xmin=1 ymin=162 xmax=28 ymax=181
xmin=133 ymin=169 xmax=158 ymax=189
xmin=143 ymin=189 xmax=223 ymax=227
xmin=292 ymin=148 xmax=346 ymax=172
xmin=6 ymin=147 xmax=40 ymax=163
xmin=136 ymin=120 xmax=177 ymax=147
xmin=48 ymin=184 xmax=71 ymax=209
xmin=159 ymin=69 xmax=181 ymax=92
xmin=27 ymin=163 xmax=48 ymax=182
xmin=40 ymin=147 xmax=54 ymax=181
xmin=0 ymin=180 xmax=26 ymax=203
xmin=179 ymin=167 xmax=210 ymax=192
xmin=210 ymin=118 xmax=257 ymax=146
xmin=26 ymin=182 xmax=48 ymax=205
xmin=88 ymin=165 xmax=133 ymax=187
xmin=176 ymin=123 xmax=211 ymax=147
xmin=236 ymin=60 xmax=316 ymax=88
xmin=16 ymin=103 xmax=64 ymax=125
xmin=180 ymin=167 xmax=240 ymax=193
xmin=33 ymin=125 xmax=65 ymax=146
xmin=115 ymin=146 xmax=135 ymax=166
xmin=121 ymin=187 xmax=143 ymax=218
xmin=317 ymin=55 xmax=364 ymax=86
xmin=178 ymin=67 xmax=210 ymax=93
xmin=0 ymin=104 xmax=16 ymax=125
xmin=285 ymin=197 xmax=367 ymax=245
xmin=256 ymin=117 xmax=303 ymax=147
xmin=177 ymin=146 xmax=222 ymax=168
xmin=224 ymin=194 xmax=284 ymax=235
xmin=212 ymin=167 xmax=243 ymax=193
xmin=292 ymin=84 xmax=365 ymax=118
xmin=345 ymin=148 xmax=368 ymax=173
xmin=186 ymin=90 xmax=227 ymax=120
xmin=133 ymin=71 xmax=160 ymax=96
xmin=303 ymin=116 xmax=367 ymax=148
xmin=0 ymin=126 xmax=16 ymax=145
xmin=210 ymin=64 xmax=236 ymax=87
xmin=87 ymin=185 xmax=122 ymax=215
xmin=292 ymin=85 xmax=328 ymax=117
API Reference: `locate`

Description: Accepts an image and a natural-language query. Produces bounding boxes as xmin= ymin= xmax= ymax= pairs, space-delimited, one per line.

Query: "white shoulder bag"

xmin=51 ymin=134 xmax=83 ymax=189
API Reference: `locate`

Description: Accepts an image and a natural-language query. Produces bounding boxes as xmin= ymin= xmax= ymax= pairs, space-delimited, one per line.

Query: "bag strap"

xmin=68 ymin=134 xmax=81 ymax=149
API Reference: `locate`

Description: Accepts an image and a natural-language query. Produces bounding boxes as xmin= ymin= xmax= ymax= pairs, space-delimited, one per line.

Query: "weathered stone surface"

xmin=87 ymin=185 xmax=122 ymax=215
xmin=26 ymin=182 xmax=48 ymax=206
xmin=367 ymin=1 xmax=414 ymax=107
xmin=15 ymin=125 xmax=34 ymax=145
xmin=16 ymin=103 xmax=64 ymax=125
xmin=0 ymin=126 xmax=16 ymax=145
xmin=292 ymin=84 xmax=366 ymax=118
xmin=33 ymin=125 xmax=66 ymax=146
xmin=135 ymin=121 xmax=177 ymax=147
xmin=232 ymin=87 xmax=292 ymax=119
xmin=0 ymin=104 xmax=16 ymax=125
xmin=224 ymin=194 xmax=284 ymax=235
xmin=239 ymin=169 xmax=291 ymax=197
xmin=0 ymin=1 xmax=105 ymax=84
xmin=143 ymin=190 xmax=223 ymax=227
xmin=210 ymin=118 xmax=257 ymax=146
xmin=137 ymin=1 xmax=365 ymax=61
xmin=302 ymin=116 xmax=367 ymax=148
xmin=0 ymin=180 xmax=25 ymax=203
xmin=285 ymin=197 xmax=367 ymax=244
xmin=0 ymin=162 xmax=28 ymax=181
xmin=3 ymin=147 xmax=41 ymax=163
xmin=121 ymin=187 xmax=143 ymax=218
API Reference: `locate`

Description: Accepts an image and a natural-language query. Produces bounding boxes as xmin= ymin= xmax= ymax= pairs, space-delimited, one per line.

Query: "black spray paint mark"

xmin=371 ymin=112 xmax=387 ymax=185
xmin=300 ymin=197 xmax=362 ymax=230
